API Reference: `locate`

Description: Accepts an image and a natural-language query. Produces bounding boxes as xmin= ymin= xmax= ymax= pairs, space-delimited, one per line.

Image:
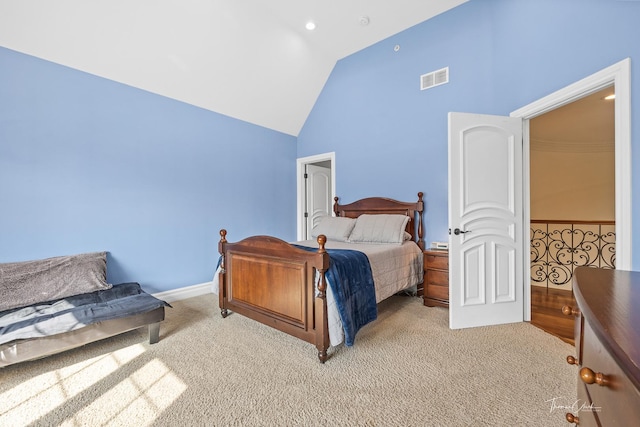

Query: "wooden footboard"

xmin=218 ymin=231 xmax=331 ymax=362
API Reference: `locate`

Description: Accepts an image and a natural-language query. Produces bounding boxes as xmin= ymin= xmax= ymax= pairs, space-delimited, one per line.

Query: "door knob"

xmin=453 ymin=228 xmax=467 ymax=235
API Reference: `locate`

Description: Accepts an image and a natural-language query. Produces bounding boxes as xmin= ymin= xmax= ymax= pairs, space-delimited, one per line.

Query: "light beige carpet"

xmin=0 ymin=294 xmax=577 ymax=426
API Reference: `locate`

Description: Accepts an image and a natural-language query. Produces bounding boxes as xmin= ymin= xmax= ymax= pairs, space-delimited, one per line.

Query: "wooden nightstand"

xmin=423 ymin=249 xmax=449 ymax=308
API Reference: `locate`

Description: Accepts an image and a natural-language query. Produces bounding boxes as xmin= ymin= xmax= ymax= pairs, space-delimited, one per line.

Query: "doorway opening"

xmin=296 ymin=152 xmax=336 ymax=240
xmin=528 ymin=86 xmax=615 ymax=343
xmin=511 ymin=58 xmax=631 ymax=338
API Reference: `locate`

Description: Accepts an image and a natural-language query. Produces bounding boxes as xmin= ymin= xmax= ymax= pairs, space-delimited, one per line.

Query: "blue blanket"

xmin=295 ymin=245 xmax=377 ymax=346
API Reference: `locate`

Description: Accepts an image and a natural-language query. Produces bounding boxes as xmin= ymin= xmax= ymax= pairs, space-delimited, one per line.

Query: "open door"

xmin=296 ymin=152 xmax=336 ymax=241
xmin=304 ymin=164 xmax=332 ymax=239
xmin=448 ymin=112 xmax=524 ymax=329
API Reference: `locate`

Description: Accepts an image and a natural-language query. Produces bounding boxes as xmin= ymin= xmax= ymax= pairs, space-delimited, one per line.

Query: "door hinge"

xmin=304 ymin=212 xmax=308 ymax=218
xmin=304 ymin=173 xmax=308 ymax=179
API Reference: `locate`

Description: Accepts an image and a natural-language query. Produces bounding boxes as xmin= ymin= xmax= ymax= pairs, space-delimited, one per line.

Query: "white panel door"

xmin=305 ymin=164 xmax=332 ymax=239
xmin=448 ymin=112 xmax=523 ymax=329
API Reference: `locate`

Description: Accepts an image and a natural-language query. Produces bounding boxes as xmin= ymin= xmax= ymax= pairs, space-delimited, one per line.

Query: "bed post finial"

xmin=317 ymin=234 xmax=327 ymax=253
xmin=218 ymin=229 xmax=227 ymax=256
xmin=333 ymin=196 xmax=340 ymax=217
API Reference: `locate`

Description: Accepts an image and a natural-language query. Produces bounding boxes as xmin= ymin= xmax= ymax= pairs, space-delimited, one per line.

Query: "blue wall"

xmin=3 ymin=0 xmax=640 ymax=294
xmin=298 ymin=0 xmax=640 ymax=265
xmin=0 ymin=47 xmax=297 ymax=292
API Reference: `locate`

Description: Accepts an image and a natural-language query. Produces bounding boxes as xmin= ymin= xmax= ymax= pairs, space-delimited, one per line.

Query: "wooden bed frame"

xmin=217 ymin=193 xmax=424 ymax=363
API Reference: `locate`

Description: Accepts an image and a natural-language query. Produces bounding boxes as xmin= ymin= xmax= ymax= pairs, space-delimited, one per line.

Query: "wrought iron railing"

xmin=530 ymin=220 xmax=616 ymax=288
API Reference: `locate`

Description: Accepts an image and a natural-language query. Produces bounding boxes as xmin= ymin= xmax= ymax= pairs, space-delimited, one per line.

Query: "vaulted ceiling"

xmin=0 ymin=0 xmax=468 ymax=136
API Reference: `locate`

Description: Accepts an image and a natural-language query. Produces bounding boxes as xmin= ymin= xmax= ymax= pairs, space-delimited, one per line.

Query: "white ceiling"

xmin=0 ymin=0 xmax=468 ymax=136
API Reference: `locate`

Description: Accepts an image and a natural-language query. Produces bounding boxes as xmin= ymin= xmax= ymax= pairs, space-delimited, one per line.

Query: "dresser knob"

xmin=566 ymin=412 xmax=580 ymax=424
xmin=561 ymin=305 xmax=580 ymax=316
xmin=580 ymin=367 xmax=609 ymax=386
xmin=566 ymin=355 xmax=579 ymax=365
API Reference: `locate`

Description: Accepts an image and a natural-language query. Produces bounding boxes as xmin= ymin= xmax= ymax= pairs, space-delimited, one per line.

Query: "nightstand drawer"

xmin=426 ymin=269 xmax=448 ymax=287
xmin=425 ymin=253 xmax=448 ymax=270
xmin=425 ymin=271 xmax=449 ymax=300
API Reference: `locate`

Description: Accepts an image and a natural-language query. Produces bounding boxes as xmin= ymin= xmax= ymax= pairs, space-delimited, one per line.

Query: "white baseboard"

xmin=153 ymin=281 xmax=213 ymax=303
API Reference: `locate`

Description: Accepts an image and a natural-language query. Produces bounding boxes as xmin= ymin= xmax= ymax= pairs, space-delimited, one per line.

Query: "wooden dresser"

xmin=562 ymin=267 xmax=640 ymax=426
xmin=423 ymin=250 xmax=449 ymax=308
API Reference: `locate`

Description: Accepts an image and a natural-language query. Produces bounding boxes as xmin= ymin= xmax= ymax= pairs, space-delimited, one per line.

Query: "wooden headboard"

xmin=333 ymin=192 xmax=424 ymax=250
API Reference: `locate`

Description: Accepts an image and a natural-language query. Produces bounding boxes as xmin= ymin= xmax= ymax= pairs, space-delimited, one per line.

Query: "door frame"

xmin=296 ymin=152 xmax=336 ymax=240
xmin=511 ymin=58 xmax=631 ymax=321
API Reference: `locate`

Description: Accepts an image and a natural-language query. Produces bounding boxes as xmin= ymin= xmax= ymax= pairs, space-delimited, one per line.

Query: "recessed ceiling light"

xmin=305 ymin=21 xmax=316 ymax=31
xmin=604 ymin=94 xmax=615 ymax=100
xmin=359 ymin=16 xmax=370 ymax=26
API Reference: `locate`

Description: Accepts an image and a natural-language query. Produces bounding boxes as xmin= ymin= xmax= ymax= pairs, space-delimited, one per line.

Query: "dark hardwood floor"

xmin=530 ymin=285 xmax=576 ymax=346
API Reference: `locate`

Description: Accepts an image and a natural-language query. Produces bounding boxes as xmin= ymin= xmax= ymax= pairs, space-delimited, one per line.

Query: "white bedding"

xmin=211 ymin=240 xmax=423 ymax=347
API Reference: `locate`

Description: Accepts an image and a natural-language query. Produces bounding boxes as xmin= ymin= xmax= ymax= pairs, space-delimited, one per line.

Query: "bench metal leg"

xmin=149 ymin=322 xmax=160 ymax=344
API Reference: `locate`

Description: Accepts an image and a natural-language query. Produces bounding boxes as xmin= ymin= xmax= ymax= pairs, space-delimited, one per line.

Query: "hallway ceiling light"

xmin=305 ymin=21 xmax=316 ymax=30
xmin=604 ymin=94 xmax=615 ymax=100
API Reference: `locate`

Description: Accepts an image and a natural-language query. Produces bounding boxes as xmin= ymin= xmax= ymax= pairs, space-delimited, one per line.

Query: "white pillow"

xmin=311 ymin=216 xmax=357 ymax=242
xmin=348 ymin=214 xmax=410 ymax=245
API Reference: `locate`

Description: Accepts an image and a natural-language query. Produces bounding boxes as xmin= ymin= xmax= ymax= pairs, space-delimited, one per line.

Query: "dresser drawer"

xmin=425 ymin=253 xmax=448 ymax=270
xmin=575 ymin=313 xmax=584 ymax=366
xmin=580 ymin=320 xmax=640 ymax=424
xmin=569 ymin=382 xmax=600 ymax=427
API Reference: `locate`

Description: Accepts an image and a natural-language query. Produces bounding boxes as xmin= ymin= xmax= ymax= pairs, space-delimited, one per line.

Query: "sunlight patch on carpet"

xmin=60 ymin=358 xmax=187 ymax=426
xmin=0 ymin=344 xmax=145 ymax=425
